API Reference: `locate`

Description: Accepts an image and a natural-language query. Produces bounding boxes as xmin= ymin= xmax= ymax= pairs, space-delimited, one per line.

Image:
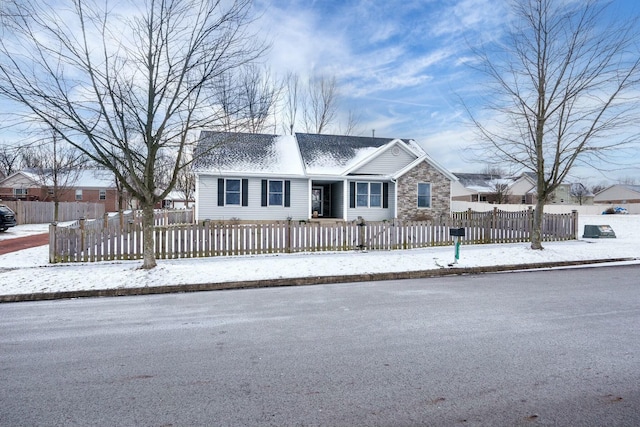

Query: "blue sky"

xmin=255 ymin=0 xmax=640 ymax=183
xmin=1 ymin=0 xmax=638 ymax=185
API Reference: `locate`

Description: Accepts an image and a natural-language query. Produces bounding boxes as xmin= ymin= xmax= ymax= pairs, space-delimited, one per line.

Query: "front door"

xmin=312 ymin=186 xmax=323 ymax=217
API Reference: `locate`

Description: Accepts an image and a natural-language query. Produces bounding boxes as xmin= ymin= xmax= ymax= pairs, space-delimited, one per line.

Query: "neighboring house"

xmin=451 ymin=172 xmax=536 ymax=204
xmin=159 ymin=190 xmax=195 ymax=209
xmin=193 ymin=132 xmax=456 ymax=222
xmin=452 ymin=171 xmax=593 ymax=205
xmin=0 ymin=169 xmax=122 ymax=210
xmin=594 ymin=184 xmax=640 ymax=204
xmin=548 ymin=182 xmax=594 ymax=205
xmin=508 ymin=173 xmax=537 ymax=204
xmin=451 ymin=173 xmax=518 ymax=203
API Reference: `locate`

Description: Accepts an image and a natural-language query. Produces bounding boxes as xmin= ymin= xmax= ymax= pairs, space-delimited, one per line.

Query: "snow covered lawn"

xmin=0 ymin=215 xmax=638 ymax=297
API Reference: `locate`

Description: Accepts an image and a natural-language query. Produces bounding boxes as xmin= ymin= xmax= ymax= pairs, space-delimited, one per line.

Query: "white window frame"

xmin=224 ymin=179 xmax=242 ymax=206
xmin=99 ymin=189 xmax=106 ymax=200
xmin=356 ymin=182 xmax=383 ymax=208
xmin=417 ymin=182 xmax=431 ymax=209
xmin=369 ymin=182 xmax=382 ymax=208
xmin=75 ymin=189 xmax=83 ymax=201
xmin=356 ymin=182 xmax=369 ymax=207
xmin=14 ymin=188 xmax=28 ymax=197
xmin=268 ymin=180 xmax=284 ymax=206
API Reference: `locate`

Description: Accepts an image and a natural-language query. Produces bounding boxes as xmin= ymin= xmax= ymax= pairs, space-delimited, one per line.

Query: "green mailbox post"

xmin=449 ymin=227 xmax=465 ymax=265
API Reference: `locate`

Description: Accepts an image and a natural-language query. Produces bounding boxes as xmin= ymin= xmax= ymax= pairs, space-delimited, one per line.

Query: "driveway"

xmin=0 ymin=233 xmax=49 ymax=255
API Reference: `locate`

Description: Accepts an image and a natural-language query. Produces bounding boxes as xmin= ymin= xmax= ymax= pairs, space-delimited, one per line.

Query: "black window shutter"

xmin=383 ymin=182 xmax=389 ymax=208
xmin=241 ymin=179 xmax=248 ymax=206
xmin=217 ymin=179 xmax=225 ymax=206
xmin=261 ymin=180 xmax=267 ymax=206
xmin=349 ymin=182 xmax=356 ymax=208
xmin=284 ymin=180 xmax=291 ymax=207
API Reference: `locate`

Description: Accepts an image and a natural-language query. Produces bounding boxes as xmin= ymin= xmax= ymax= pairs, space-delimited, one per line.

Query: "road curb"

xmin=1 ymin=257 xmax=636 ymax=303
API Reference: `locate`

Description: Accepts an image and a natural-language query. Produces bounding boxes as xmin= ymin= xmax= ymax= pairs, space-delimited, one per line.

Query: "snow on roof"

xmin=193 ymin=132 xmax=305 ymax=176
xmin=295 ymin=133 xmax=400 ymax=176
xmin=194 ymin=131 xmax=449 ymax=178
xmin=74 ymin=169 xmax=115 ymax=187
xmin=6 ymin=169 xmax=115 ymax=188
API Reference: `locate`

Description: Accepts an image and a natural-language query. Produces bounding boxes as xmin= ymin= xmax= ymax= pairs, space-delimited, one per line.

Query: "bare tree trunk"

xmin=141 ymin=203 xmax=156 ymax=270
xmin=531 ymin=197 xmax=544 ymax=250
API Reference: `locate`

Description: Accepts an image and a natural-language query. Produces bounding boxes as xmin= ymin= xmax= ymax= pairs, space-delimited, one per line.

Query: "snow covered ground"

xmin=0 ymin=215 xmax=638 ymax=297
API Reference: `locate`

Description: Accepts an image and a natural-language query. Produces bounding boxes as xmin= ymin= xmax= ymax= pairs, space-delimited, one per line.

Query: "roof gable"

xmin=395 ymin=155 xmax=457 ymax=181
xmin=0 ymin=171 xmax=39 ymax=187
xmin=296 ymin=133 xmax=408 ymax=175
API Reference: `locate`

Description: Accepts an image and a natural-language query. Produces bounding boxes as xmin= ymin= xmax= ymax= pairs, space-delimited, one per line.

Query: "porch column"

xmin=343 ymin=179 xmax=348 ymax=221
xmin=308 ymin=179 xmax=312 ymax=219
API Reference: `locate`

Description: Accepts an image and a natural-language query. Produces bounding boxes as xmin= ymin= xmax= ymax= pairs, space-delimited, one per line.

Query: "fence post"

xmin=49 ymin=222 xmax=57 ymax=263
xmin=571 ymin=210 xmax=578 ymax=239
xmin=491 ymin=207 xmax=498 ymax=244
xmin=103 ymin=212 xmax=109 ymax=230
xmin=79 ymin=217 xmax=86 ymax=263
xmin=357 ymin=216 xmax=366 ymax=250
xmin=286 ymin=218 xmax=292 ymax=253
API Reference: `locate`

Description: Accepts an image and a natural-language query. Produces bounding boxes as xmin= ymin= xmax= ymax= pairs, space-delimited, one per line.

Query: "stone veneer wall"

xmin=396 ymin=161 xmax=451 ymax=221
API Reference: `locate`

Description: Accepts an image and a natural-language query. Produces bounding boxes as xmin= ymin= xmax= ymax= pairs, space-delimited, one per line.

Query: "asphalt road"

xmin=1 ymin=265 xmax=639 ymax=427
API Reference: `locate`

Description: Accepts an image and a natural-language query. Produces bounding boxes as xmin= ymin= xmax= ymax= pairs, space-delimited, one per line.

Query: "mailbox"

xmin=582 ymin=225 xmax=616 ymax=238
xmin=449 ymin=227 xmax=465 ymax=237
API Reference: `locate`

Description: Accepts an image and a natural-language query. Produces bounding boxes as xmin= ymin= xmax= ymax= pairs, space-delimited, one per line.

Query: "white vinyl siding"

xmin=196 ymin=175 xmax=309 ymax=221
xmin=352 ymin=145 xmax=416 ymax=175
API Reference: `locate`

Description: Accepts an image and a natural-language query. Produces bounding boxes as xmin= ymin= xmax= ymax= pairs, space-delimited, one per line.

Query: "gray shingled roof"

xmin=194 ymin=131 xmax=418 ymax=176
xmin=295 ymin=133 xmax=401 ymax=170
xmin=193 ymin=131 xmax=278 ymax=171
xmin=453 ymin=173 xmax=502 ymax=188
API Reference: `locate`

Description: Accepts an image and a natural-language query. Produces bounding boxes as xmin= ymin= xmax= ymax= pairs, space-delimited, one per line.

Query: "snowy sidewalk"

xmin=1 ymin=215 xmax=638 ymax=301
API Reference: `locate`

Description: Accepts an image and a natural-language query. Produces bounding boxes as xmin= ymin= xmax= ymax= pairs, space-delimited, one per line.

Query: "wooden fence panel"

xmin=50 ymin=210 xmax=578 ymax=263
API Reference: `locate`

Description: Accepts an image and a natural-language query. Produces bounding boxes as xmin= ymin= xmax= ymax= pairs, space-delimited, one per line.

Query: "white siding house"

xmin=193 ymin=132 xmax=456 ymax=222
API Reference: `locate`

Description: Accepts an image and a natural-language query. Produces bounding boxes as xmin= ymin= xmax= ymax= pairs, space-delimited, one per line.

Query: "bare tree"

xmin=491 ymin=180 xmax=512 ymax=204
xmin=339 ymin=109 xmax=362 ymax=136
xmin=303 ymin=74 xmax=339 ymax=134
xmin=239 ymin=65 xmax=282 ymax=133
xmin=174 ymin=162 xmax=196 ymax=208
xmin=468 ymin=0 xmax=640 ymax=249
xmin=619 ymin=176 xmax=638 ymax=185
xmin=214 ymin=71 xmax=244 ymax=133
xmin=0 ymin=143 xmax=22 ymax=177
xmin=569 ymin=183 xmax=590 ymax=206
xmin=0 ymin=0 xmax=265 ymax=268
xmin=282 ymin=72 xmax=300 ymax=135
xmin=590 ymin=183 xmax=607 ymax=195
xmin=30 ymin=131 xmax=86 ymax=221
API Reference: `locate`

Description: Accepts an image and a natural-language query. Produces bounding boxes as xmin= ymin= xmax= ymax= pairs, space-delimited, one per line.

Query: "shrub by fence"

xmin=1 ymin=200 xmax=106 ymax=224
xmin=49 ymin=208 xmax=578 ymax=263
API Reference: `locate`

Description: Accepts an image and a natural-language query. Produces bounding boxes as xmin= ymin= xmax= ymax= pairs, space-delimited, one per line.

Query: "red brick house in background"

xmin=0 ymin=169 xmax=125 ymax=211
